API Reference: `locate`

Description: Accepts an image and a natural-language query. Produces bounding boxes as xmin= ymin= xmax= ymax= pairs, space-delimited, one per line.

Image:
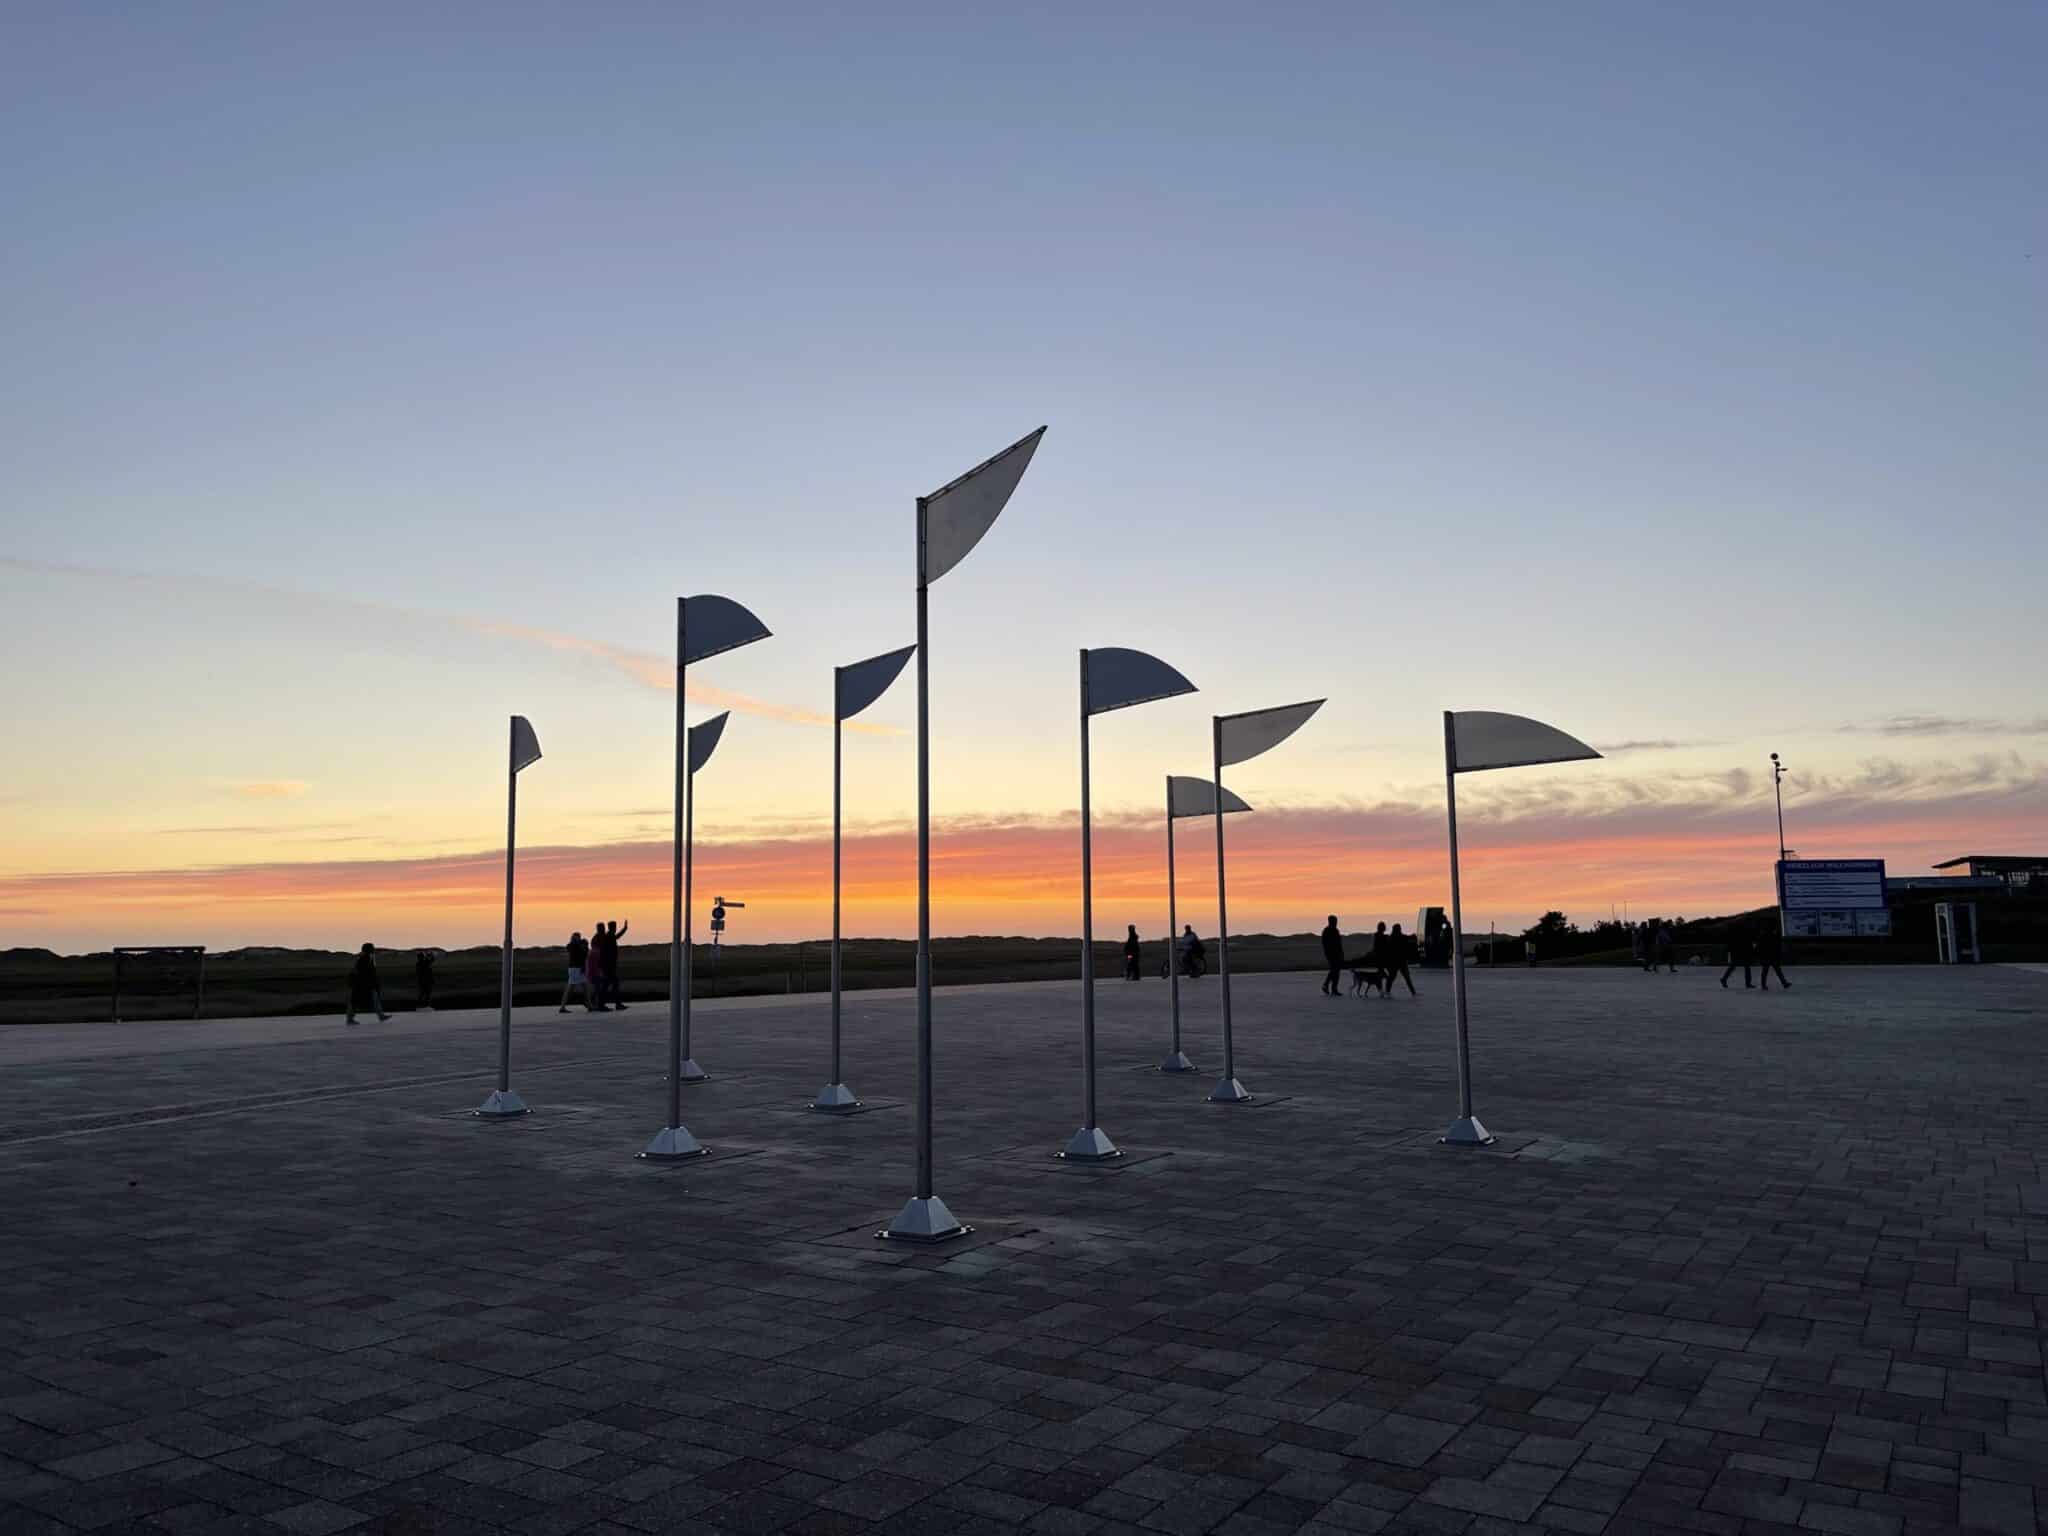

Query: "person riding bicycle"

xmin=1179 ymin=924 xmax=1206 ymax=977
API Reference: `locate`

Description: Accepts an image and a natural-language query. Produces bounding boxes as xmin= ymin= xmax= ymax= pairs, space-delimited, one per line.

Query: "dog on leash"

xmin=1347 ymin=961 xmax=1388 ymax=997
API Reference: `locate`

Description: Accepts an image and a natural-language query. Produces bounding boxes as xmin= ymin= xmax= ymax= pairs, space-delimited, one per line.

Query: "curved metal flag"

xmin=1085 ymin=648 xmax=1197 ymax=716
xmin=683 ymin=595 xmax=772 ymax=665
xmin=687 ymin=711 xmax=730 ymax=774
xmin=1450 ymin=711 xmax=1602 ymax=774
xmin=1218 ymin=698 xmax=1324 ymax=767
xmin=836 ymin=644 xmax=917 ymax=722
xmin=1168 ymin=774 xmax=1252 ymax=820
xmin=510 ymin=716 xmax=542 ymax=774
xmin=921 ymin=426 xmax=1046 ymax=585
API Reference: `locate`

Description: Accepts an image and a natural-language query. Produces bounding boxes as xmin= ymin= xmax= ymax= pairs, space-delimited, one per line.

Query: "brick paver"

xmin=3 ymin=964 xmax=2044 ymax=1533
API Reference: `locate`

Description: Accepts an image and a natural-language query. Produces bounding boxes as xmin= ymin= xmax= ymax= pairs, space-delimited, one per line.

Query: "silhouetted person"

xmin=601 ymin=920 xmax=630 ymax=1008
xmin=346 ymin=943 xmax=389 ymax=1026
xmin=1758 ymin=924 xmax=1790 ymax=989
xmin=1720 ymin=928 xmax=1754 ymax=989
xmin=1654 ymin=923 xmax=1676 ymax=974
xmin=1180 ymin=925 xmax=1205 ymax=977
xmin=560 ymin=931 xmax=592 ymax=1012
xmin=1319 ymin=915 xmax=1345 ymax=996
xmin=1387 ymin=923 xmax=1417 ymax=995
xmin=586 ymin=916 xmax=610 ymax=1011
xmin=1122 ymin=924 xmax=1141 ymax=981
xmin=414 ymin=950 xmax=435 ymax=1010
xmin=1631 ymin=924 xmax=1648 ymax=971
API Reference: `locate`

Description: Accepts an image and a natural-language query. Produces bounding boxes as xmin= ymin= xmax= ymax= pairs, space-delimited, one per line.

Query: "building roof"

xmin=1932 ymin=855 xmax=2048 ymax=871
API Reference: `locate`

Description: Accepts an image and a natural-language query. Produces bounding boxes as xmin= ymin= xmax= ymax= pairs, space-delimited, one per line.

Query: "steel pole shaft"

xmin=670 ymin=602 xmax=686 ymax=1130
xmin=914 ymin=572 xmax=932 ymax=1199
xmin=499 ymin=724 xmax=515 ymax=1093
xmin=1167 ymin=780 xmax=1179 ymax=1054
xmin=1442 ymin=710 xmax=1490 ymax=1145
xmin=832 ymin=714 xmax=842 ymax=1084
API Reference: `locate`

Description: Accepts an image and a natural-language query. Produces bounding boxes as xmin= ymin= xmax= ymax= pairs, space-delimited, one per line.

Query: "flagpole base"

xmin=638 ymin=1125 xmax=708 ymax=1161
xmin=1208 ymin=1077 xmax=1253 ymax=1104
xmin=1058 ymin=1126 xmax=1121 ymax=1161
xmin=473 ymin=1089 xmax=530 ymax=1119
xmin=674 ymin=1059 xmax=710 ymax=1084
xmin=878 ymin=1195 xmax=971 ymax=1244
xmin=810 ymin=1083 xmax=861 ymax=1113
xmin=1440 ymin=1115 xmax=1494 ymax=1146
xmin=1157 ymin=1051 xmax=1197 ymax=1073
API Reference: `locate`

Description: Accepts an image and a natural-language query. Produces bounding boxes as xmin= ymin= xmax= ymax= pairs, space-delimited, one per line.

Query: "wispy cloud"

xmin=1594 ymin=739 xmax=1708 ymax=756
xmin=0 ymin=557 xmax=896 ymax=739
xmin=1839 ymin=714 xmax=2048 ymax=738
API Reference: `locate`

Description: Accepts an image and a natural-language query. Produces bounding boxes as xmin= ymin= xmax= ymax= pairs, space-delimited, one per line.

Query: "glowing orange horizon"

xmin=3 ymin=791 xmax=2037 ymax=953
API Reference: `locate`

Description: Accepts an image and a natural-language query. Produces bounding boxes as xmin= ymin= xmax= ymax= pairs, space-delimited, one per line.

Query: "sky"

xmin=2 ymin=3 xmax=2043 ymax=954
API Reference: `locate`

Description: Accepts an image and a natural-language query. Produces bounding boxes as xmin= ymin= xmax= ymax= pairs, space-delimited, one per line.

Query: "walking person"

xmin=413 ymin=949 xmax=436 ymax=1011
xmin=346 ymin=943 xmax=390 ymax=1026
xmin=1386 ymin=923 xmax=1418 ymax=995
xmin=1122 ymin=924 xmax=1142 ymax=982
xmin=559 ymin=931 xmax=592 ymax=1012
xmin=1719 ymin=927 xmax=1754 ymax=989
xmin=1758 ymin=924 xmax=1791 ymax=990
xmin=1654 ymin=922 xmax=1676 ymax=974
xmin=585 ymin=917 xmax=610 ymax=1012
xmin=1179 ymin=924 xmax=1205 ymax=978
xmin=601 ymin=919 xmax=630 ymax=1008
xmin=1319 ymin=915 xmax=1345 ymax=996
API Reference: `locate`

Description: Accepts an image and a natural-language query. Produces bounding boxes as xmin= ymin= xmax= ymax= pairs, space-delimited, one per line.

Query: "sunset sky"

xmin=3 ymin=4 xmax=2042 ymax=954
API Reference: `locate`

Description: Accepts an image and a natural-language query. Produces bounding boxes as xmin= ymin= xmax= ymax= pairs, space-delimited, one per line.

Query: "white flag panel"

xmin=921 ymin=427 xmax=1045 ymax=585
xmin=1085 ymin=647 xmax=1196 ymax=716
xmin=1217 ymin=699 xmax=1324 ymax=768
xmin=510 ymin=715 xmax=542 ymax=774
xmin=836 ymin=644 xmax=917 ymax=722
xmin=1168 ymin=775 xmax=1252 ymax=819
xmin=682 ymin=595 xmax=772 ymax=665
xmin=687 ymin=711 xmax=731 ymax=774
xmin=1450 ymin=711 xmax=1602 ymax=774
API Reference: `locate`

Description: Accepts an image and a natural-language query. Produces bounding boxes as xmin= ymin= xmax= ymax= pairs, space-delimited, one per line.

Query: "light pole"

xmin=1770 ymin=752 xmax=1787 ymax=863
xmin=1158 ymin=775 xmax=1251 ymax=1073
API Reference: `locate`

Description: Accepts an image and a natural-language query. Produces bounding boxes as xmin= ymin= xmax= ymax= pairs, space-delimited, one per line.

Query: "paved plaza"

xmin=2 ymin=964 xmax=2044 ymax=1536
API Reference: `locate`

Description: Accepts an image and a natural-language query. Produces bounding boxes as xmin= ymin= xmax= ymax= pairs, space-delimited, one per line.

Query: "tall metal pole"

xmin=670 ymin=599 xmax=686 ymax=1128
xmin=1063 ymin=654 xmax=1117 ymax=1159
xmin=882 ymin=503 xmax=967 ymax=1239
xmin=1080 ymin=652 xmax=1094 ymax=1129
xmin=1442 ymin=710 xmax=1491 ymax=1145
xmin=499 ymin=721 xmax=516 ymax=1094
xmin=1209 ymin=719 xmax=1249 ymax=1102
xmin=831 ymin=712 xmax=842 ymax=1084
xmin=477 ymin=717 xmax=531 ymax=1118
xmin=1162 ymin=776 xmax=1192 ymax=1072
xmin=915 ymin=558 xmax=932 ymax=1198
xmin=683 ymin=753 xmax=697 ymax=1076
xmin=1772 ymin=753 xmax=1787 ymax=862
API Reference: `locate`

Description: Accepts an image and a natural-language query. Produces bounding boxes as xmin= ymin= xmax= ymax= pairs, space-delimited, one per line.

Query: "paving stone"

xmin=3 ymin=969 xmax=2043 ymax=1535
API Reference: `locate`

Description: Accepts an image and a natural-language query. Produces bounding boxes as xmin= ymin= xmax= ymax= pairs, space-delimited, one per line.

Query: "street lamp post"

xmin=1771 ymin=752 xmax=1787 ymax=863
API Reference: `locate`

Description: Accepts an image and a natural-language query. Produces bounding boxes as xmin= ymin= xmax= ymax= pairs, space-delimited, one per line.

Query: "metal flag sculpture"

xmin=883 ymin=426 xmax=1045 ymax=1243
xmin=477 ymin=715 xmax=543 ymax=1119
xmin=642 ymin=593 xmax=769 ymax=1163
xmin=1159 ymin=773 xmax=1251 ymax=1073
xmin=1063 ymin=648 xmax=1197 ymax=1161
xmin=1209 ymin=699 xmax=1324 ymax=1103
xmin=1440 ymin=710 xmax=1600 ymax=1145
xmin=814 ymin=643 xmax=916 ymax=1114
